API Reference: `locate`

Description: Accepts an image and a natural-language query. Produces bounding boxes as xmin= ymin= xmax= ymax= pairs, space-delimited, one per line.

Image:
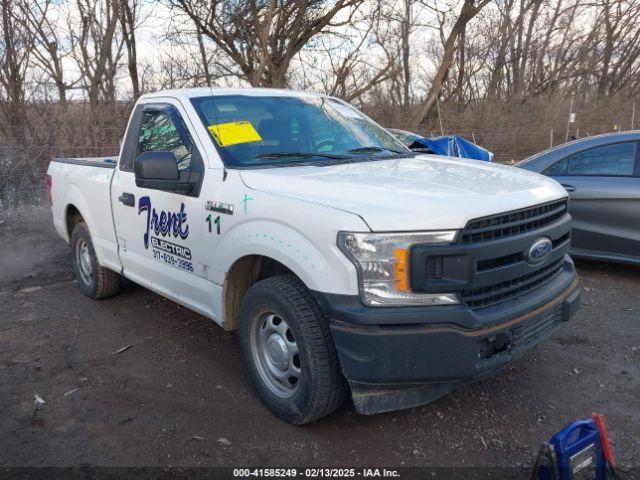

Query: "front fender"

xmin=209 ymin=183 xmax=368 ymax=295
xmin=212 ymin=204 xmax=366 ymax=296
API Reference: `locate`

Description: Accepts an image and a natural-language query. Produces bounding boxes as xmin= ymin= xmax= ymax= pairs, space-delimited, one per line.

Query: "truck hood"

xmin=240 ymin=155 xmax=568 ymax=231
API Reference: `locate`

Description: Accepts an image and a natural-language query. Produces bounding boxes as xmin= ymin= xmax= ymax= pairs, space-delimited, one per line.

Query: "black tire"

xmin=70 ymin=222 xmax=120 ymax=299
xmin=239 ymin=275 xmax=347 ymax=424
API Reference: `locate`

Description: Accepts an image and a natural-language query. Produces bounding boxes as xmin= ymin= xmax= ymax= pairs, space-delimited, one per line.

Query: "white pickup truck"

xmin=48 ymin=88 xmax=580 ymax=424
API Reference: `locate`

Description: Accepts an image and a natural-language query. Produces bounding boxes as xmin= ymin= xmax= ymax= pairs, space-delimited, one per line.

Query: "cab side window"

xmin=547 ymin=142 xmax=637 ymax=177
xmin=138 ymin=111 xmax=192 ymax=171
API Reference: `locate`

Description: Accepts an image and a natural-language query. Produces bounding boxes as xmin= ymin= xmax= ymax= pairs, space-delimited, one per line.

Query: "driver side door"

xmin=111 ymin=101 xmax=208 ymax=309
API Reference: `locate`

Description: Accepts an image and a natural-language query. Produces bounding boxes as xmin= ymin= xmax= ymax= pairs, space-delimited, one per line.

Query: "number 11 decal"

xmin=206 ymin=214 xmax=221 ymax=235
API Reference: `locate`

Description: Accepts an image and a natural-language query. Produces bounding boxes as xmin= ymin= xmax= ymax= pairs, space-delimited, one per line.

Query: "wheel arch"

xmin=221 ymin=254 xmax=297 ymax=331
xmin=61 ymin=184 xmax=100 ymax=243
xmin=215 ymin=220 xmax=358 ymax=330
xmin=65 ymin=204 xmax=85 ymax=239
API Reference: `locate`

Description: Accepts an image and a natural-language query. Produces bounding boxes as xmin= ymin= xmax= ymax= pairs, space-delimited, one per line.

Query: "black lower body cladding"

xmin=313 ymin=255 xmax=580 ymax=415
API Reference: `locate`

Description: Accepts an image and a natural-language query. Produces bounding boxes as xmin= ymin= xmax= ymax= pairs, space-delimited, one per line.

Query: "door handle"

xmin=118 ymin=192 xmax=135 ymax=207
xmin=561 ymin=184 xmax=576 ymax=193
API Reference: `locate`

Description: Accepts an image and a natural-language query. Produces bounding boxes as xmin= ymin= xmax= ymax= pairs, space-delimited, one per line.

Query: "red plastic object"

xmin=592 ymin=412 xmax=616 ymax=467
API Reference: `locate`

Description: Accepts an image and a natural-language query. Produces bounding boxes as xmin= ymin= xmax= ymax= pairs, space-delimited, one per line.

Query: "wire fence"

xmin=0 ymin=124 xmax=623 ymax=214
xmin=0 ymin=142 xmax=120 ymax=213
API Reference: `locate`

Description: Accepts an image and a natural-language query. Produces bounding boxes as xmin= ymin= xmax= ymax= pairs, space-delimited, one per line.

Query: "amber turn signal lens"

xmin=394 ymin=248 xmax=410 ymax=291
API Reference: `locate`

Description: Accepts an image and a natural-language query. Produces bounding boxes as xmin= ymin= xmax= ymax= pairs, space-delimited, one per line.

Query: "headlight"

xmin=338 ymin=231 xmax=460 ymax=306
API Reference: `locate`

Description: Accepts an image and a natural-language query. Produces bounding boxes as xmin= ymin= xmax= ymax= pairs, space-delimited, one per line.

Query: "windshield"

xmin=190 ymin=95 xmax=412 ymax=168
xmin=389 ymin=128 xmax=422 ymax=146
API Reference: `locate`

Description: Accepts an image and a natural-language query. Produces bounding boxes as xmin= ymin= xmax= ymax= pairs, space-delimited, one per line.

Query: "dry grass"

xmin=1 ymin=94 xmax=637 ymax=208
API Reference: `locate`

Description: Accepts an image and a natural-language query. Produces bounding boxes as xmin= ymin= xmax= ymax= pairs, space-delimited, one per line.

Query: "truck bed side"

xmin=47 ymin=157 xmax=121 ymax=274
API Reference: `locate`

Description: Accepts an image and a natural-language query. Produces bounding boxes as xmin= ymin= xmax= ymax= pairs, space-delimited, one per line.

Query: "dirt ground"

xmin=1 ymin=206 xmax=638 ymax=474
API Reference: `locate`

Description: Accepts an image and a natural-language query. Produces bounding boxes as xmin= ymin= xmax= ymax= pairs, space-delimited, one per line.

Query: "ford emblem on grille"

xmin=526 ymin=237 xmax=553 ymax=264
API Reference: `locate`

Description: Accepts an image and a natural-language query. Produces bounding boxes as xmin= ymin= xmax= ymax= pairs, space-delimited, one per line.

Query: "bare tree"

xmin=69 ymin=0 xmax=123 ymax=106
xmin=407 ymin=0 xmax=491 ymax=130
xmin=194 ymin=23 xmax=212 ymax=87
xmin=0 ymin=0 xmax=40 ymax=130
xmin=26 ymin=1 xmax=80 ymax=105
xmin=400 ymin=0 xmax=412 ymax=106
xmin=159 ymin=12 xmax=236 ymax=89
xmin=594 ymin=0 xmax=640 ymax=97
xmin=169 ymin=0 xmax=365 ymax=88
xmin=310 ymin=2 xmax=400 ymax=103
xmin=119 ymin=0 xmax=142 ymax=98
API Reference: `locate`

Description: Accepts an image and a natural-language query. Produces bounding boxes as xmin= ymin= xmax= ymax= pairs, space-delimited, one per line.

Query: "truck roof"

xmin=139 ymin=87 xmax=324 ymax=102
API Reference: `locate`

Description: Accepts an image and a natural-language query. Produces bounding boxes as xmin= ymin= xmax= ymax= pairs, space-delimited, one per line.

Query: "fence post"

xmin=550 ymin=128 xmax=553 ymax=148
xmin=565 ymin=98 xmax=574 ymax=142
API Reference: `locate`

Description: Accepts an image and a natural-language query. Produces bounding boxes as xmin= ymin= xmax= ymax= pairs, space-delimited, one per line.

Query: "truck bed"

xmin=48 ymin=156 xmax=121 ymax=273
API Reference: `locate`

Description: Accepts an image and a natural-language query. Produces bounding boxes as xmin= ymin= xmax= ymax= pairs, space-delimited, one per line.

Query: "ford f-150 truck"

xmin=48 ymin=88 xmax=580 ymax=424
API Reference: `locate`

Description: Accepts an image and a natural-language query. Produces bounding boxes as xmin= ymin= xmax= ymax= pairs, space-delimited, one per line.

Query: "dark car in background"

xmin=518 ymin=131 xmax=640 ymax=266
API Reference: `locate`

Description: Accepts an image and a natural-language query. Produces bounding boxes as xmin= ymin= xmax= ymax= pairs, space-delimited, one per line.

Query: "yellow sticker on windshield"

xmin=208 ymin=121 xmax=262 ymax=147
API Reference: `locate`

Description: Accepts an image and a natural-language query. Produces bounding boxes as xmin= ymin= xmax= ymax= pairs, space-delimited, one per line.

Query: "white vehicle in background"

xmin=47 ymin=88 xmax=580 ymax=424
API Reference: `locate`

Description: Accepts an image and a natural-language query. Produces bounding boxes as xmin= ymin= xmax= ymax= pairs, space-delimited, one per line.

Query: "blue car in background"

xmin=388 ymin=128 xmax=493 ymax=162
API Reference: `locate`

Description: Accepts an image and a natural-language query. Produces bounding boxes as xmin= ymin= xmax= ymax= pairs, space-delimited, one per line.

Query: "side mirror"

xmin=134 ymin=151 xmax=180 ymax=191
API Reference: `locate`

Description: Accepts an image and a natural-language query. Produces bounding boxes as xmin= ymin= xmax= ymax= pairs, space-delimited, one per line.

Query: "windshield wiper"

xmin=347 ymin=146 xmax=408 ymax=155
xmin=254 ymin=152 xmax=351 ymax=160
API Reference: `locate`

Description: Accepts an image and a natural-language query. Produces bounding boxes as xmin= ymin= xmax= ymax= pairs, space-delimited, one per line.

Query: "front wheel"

xmin=70 ymin=222 xmax=120 ymax=299
xmin=239 ymin=275 xmax=347 ymax=424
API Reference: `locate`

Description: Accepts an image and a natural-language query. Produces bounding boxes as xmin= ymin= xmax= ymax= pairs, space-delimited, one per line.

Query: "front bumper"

xmin=313 ymin=256 xmax=580 ymax=415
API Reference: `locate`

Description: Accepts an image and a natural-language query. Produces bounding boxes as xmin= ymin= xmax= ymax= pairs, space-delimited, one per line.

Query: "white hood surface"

xmin=240 ymin=155 xmax=568 ymax=232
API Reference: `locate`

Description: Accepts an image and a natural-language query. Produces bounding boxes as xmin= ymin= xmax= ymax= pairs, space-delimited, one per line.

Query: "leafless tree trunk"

xmin=407 ymin=0 xmax=491 ymax=131
xmin=400 ymin=0 xmax=412 ymax=106
xmin=0 ymin=0 xmax=39 ymax=131
xmin=195 ymin=24 xmax=212 ymax=87
xmin=26 ymin=0 xmax=80 ymax=105
xmin=70 ymin=0 xmax=122 ymax=106
xmin=486 ymin=0 xmax=514 ymax=100
xmin=514 ymin=0 xmax=542 ymax=98
xmin=119 ymin=0 xmax=141 ymax=98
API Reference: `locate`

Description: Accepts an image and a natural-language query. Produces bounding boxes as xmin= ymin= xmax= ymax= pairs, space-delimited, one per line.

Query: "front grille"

xmin=477 ymin=252 xmax=523 ymax=271
xmin=461 ymin=199 xmax=568 ymax=244
xmin=476 ymin=232 xmax=571 ymax=273
xmin=460 ymin=258 xmax=565 ymax=309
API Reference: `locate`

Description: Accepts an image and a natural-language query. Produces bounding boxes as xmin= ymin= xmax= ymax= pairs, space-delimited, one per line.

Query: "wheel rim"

xmin=76 ymin=239 xmax=93 ymax=286
xmin=250 ymin=310 xmax=301 ymax=398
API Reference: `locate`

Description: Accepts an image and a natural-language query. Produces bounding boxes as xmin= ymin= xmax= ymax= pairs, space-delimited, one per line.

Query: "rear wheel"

xmin=239 ymin=275 xmax=347 ymax=424
xmin=71 ymin=222 xmax=120 ymax=299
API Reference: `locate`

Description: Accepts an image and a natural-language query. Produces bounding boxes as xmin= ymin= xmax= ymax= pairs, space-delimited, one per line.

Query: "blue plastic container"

xmin=539 ymin=418 xmax=607 ymax=480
